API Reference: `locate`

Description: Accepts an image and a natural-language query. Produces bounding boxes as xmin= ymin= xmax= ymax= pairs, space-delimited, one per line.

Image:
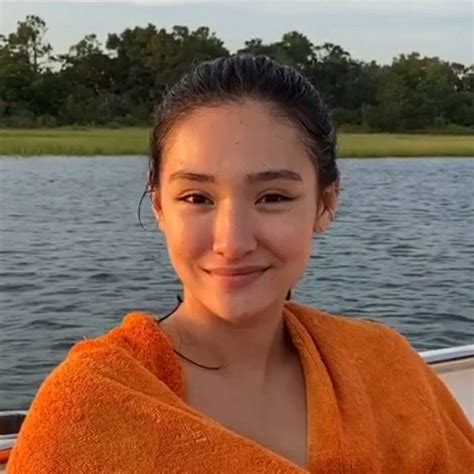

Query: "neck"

xmin=160 ymin=293 xmax=293 ymax=380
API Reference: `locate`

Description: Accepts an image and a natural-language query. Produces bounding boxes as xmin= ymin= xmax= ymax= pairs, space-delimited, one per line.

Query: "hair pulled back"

xmin=147 ymin=54 xmax=339 ymax=204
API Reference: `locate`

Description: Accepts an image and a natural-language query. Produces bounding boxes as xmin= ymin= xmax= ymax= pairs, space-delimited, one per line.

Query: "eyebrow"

xmin=168 ymin=169 xmax=303 ymax=183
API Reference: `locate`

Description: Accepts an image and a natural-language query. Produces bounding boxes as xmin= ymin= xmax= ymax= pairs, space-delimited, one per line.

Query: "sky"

xmin=0 ymin=0 xmax=473 ymax=65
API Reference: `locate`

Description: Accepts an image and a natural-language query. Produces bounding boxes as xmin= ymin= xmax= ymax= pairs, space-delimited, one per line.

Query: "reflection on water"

xmin=0 ymin=156 xmax=473 ymax=410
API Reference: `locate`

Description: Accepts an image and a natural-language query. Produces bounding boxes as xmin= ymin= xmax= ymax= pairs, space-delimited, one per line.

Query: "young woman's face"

xmin=154 ymin=100 xmax=324 ymax=322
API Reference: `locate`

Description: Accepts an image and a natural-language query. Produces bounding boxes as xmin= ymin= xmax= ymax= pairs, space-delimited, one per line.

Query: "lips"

xmin=205 ymin=266 xmax=270 ymax=276
xmin=203 ymin=266 xmax=270 ymax=290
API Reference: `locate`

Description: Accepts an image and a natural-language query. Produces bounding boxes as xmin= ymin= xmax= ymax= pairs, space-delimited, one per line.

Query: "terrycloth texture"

xmin=7 ymin=302 xmax=474 ymax=473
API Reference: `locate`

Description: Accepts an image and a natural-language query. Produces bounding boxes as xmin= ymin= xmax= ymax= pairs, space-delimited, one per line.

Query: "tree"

xmin=106 ymin=24 xmax=228 ymax=109
xmin=0 ymin=15 xmax=471 ymax=130
xmin=238 ymin=32 xmax=316 ymax=72
xmin=7 ymin=15 xmax=52 ymax=74
xmin=0 ymin=31 xmax=37 ymax=124
xmin=57 ymin=35 xmax=116 ymax=123
xmin=379 ymin=53 xmax=474 ymax=130
xmin=61 ymin=35 xmax=113 ymax=94
xmin=238 ymin=38 xmax=285 ymax=60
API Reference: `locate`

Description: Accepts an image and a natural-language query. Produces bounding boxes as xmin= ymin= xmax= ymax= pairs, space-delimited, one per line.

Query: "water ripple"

xmin=0 ymin=156 xmax=473 ymax=411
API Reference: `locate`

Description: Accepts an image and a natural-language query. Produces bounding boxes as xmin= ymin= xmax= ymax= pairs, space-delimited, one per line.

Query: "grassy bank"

xmin=0 ymin=128 xmax=473 ymax=157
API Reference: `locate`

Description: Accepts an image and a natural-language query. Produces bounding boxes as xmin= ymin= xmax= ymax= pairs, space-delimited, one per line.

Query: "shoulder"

xmin=7 ymin=312 xmax=184 ymax=471
xmin=23 ymin=311 xmax=180 ymax=411
xmin=54 ymin=311 xmax=183 ymax=396
xmin=284 ymin=300 xmax=413 ymax=356
xmin=21 ymin=311 xmax=182 ymax=431
xmin=283 ymin=301 xmax=434 ymax=392
xmin=285 ymin=301 xmax=474 ymax=466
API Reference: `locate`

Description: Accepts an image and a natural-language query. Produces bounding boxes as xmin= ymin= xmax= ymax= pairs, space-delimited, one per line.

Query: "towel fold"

xmin=7 ymin=302 xmax=473 ymax=473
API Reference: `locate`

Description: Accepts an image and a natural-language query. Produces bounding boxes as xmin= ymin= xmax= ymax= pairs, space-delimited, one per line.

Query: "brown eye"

xmin=179 ymin=193 xmax=213 ymax=205
xmin=257 ymin=194 xmax=293 ymax=204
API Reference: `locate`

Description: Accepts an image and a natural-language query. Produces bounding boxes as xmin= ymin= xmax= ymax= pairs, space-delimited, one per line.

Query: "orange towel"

xmin=6 ymin=302 xmax=473 ymax=473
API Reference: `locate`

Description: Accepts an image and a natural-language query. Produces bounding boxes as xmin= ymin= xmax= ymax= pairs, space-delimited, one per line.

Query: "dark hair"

xmin=145 ymin=53 xmax=339 ymax=205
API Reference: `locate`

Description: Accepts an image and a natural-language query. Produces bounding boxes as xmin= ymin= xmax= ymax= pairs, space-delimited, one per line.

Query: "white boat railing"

xmin=420 ymin=344 xmax=474 ymax=364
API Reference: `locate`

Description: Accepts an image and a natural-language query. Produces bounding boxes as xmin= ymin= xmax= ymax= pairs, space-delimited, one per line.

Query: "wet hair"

xmin=138 ymin=54 xmax=340 ymax=369
xmin=140 ymin=53 xmax=339 ymax=218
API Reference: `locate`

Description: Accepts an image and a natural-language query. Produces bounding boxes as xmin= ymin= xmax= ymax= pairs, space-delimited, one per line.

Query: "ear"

xmin=313 ymin=175 xmax=341 ymax=234
xmin=150 ymin=190 xmax=165 ymax=232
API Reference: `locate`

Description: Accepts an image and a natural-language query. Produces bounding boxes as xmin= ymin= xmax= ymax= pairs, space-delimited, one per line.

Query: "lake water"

xmin=0 ymin=156 xmax=473 ymax=411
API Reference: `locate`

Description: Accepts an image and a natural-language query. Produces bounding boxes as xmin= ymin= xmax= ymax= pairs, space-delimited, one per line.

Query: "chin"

xmin=205 ymin=292 xmax=281 ymax=325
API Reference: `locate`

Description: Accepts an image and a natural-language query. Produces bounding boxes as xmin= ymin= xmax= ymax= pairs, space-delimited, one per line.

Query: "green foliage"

xmin=6 ymin=15 xmax=52 ymax=74
xmin=0 ymin=15 xmax=472 ymax=132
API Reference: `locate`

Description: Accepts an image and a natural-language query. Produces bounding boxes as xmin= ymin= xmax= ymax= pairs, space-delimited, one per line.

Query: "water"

xmin=0 ymin=156 xmax=473 ymax=411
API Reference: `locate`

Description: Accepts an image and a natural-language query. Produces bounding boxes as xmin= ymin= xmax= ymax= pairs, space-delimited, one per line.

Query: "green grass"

xmin=0 ymin=128 xmax=149 ymax=156
xmin=0 ymin=128 xmax=473 ymax=157
xmin=337 ymin=133 xmax=474 ymax=157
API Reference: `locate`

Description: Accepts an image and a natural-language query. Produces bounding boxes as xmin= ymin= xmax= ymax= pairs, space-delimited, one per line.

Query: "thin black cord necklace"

xmin=156 ymin=295 xmax=223 ymax=370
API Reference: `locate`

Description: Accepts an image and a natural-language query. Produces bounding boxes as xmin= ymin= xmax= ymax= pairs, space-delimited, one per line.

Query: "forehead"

xmin=162 ymin=101 xmax=314 ymax=179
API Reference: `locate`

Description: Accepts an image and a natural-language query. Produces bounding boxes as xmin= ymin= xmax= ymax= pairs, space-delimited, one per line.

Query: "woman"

xmin=7 ymin=55 xmax=473 ymax=473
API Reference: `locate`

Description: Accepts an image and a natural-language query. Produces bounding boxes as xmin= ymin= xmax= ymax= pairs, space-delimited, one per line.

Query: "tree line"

xmin=0 ymin=15 xmax=472 ymax=132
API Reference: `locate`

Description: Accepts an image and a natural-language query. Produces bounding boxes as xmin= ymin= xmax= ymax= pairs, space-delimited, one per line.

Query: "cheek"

xmin=162 ymin=213 xmax=210 ymax=265
xmin=262 ymin=212 xmax=314 ymax=265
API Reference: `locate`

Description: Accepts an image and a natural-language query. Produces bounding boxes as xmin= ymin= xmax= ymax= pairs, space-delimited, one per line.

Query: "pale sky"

xmin=0 ymin=0 xmax=473 ymax=65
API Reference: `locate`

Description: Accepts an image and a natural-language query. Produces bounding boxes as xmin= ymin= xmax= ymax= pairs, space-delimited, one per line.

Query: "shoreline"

xmin=1 ymin=128 xmax=473 ymax=157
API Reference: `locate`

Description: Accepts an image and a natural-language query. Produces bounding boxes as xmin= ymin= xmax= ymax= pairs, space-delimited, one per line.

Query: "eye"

xmin=257 ymin=193 xmax=294 ymax=204
xmin=178 ymin=193 xmax=213 ymax=205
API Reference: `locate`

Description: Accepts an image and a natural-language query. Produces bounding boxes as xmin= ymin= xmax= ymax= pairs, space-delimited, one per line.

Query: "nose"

xmin=212 ymin=202 xmax=257 ymax=259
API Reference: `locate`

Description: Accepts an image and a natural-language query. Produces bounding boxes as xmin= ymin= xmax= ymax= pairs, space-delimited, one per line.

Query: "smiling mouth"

xmin=204 ymin=266 xmax=270 ymax=276
xmin=203 ymin=266 xmax=270 ymax=290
